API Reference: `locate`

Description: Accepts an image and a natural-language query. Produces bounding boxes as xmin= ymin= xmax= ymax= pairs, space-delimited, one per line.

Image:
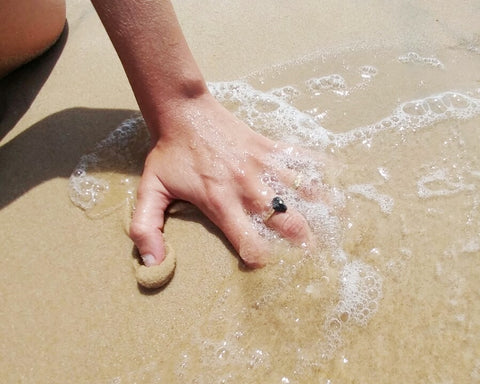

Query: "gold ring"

xmin=263 ymin=196 xmax=287 ymax=223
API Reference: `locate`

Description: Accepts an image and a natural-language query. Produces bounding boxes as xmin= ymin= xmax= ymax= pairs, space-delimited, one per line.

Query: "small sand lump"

xmin=134 ymin=244 xmax=176 ymax=289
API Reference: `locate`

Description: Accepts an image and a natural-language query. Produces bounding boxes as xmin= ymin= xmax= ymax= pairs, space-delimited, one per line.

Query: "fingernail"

xmin=141 ymin=253 xmax=156 ymax=267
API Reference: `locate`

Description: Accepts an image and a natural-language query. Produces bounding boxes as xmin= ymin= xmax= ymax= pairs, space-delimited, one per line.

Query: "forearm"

xmin=91 ymin=0 xmax=208 ymax=133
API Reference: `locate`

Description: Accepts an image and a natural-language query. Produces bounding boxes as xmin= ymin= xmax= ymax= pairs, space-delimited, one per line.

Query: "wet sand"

xmin=1 ymin=1 xmax=480 ymax=382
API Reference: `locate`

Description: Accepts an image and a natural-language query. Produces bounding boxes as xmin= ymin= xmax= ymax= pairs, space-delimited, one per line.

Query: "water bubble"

xmin=248 ymin=349 xmax=268 ymax=369
xmin=254 ymin=99 xmax=280 ymax=113
xmin=271 ymin=85 xmax=300 ymax=102
xmin=402 ymin=101 xmax=428 ymax=116
xmin=328 ymin=318 xmax=342 ymax=331
xmin=398 ymin=52 xmax=444 ymax=68
xmin=217 ymin=347 xmax=229 ymax=360
xmin=442 ymin=93 xmax=470 ymax=108
xmin=426 ymin=97 xmax=448 ymax=113
xmin=359 ymin=65 xmax=378 ymax=79
xmin=305 ymin=74 xmax=349 ymax=96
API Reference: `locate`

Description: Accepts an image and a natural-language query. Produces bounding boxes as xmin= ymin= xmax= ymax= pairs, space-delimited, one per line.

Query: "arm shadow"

xmin=0 ymin=107 xmax=138 ymax=209
xmin=0 ymin=22 xmax=140 ymax=209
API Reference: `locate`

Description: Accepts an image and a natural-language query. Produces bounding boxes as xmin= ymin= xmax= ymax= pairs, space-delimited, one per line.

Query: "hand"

xmin=129 ymin=93 xmax=314 ymax=268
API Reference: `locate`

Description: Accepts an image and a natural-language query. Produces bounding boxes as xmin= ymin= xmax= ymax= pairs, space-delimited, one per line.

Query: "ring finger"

xmin=260 ymin=195 xmax=313 ymax=246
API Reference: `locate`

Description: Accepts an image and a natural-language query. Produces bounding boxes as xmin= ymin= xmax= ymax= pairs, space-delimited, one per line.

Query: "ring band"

xmin=264 ymin=196 xmax=288 ymax=223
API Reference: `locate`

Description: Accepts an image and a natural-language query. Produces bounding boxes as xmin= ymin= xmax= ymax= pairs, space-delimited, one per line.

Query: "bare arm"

xmin=91 ymin=0 xmax=206 ymax=137
xmin=91 ymin=0 xmax=312 ymax=268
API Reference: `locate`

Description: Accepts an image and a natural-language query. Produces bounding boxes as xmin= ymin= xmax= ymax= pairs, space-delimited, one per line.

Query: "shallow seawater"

xmin=71 ymin=47 xmax=480 ymax=383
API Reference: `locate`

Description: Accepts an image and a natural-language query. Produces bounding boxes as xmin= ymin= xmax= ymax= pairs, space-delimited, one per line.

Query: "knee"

xmin=0 ymin=0 xmax=66 ymax=77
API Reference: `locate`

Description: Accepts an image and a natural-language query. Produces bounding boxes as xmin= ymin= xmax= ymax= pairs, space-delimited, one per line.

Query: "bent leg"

xmin=0 ymin=0 xmax=66 ymax=78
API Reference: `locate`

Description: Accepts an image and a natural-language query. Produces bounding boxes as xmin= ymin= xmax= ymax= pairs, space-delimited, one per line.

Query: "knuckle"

xmin=129 ymin=221 xmax=151 ymax=243
xmin=206 ymin=190 xmax=228 ymax=215
xmin=135 ymin=183 xmax=152 ymax=200
xmin=250 ymin=198 xmax=266 ymax=213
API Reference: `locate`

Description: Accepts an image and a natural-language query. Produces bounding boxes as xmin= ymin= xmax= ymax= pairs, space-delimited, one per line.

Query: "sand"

xmin=1 ymin=0 xmax=480 ymax=382
xmin=134 ymin=243 xmax=176 ymax=289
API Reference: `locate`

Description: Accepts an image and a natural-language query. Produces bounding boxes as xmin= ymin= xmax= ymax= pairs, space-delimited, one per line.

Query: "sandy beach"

xmin=1 ymin=1 xmax=480 ymax=382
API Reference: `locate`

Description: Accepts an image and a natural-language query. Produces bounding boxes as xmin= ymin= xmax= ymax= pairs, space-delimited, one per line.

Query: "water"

xmin=71 ymin=46 xmax=480 ymax=383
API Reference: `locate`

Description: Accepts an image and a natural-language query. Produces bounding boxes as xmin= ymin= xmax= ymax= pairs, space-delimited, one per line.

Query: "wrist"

xmin=141 ymin=79 xmax=215 ymax=141
xmin=137 ymin=74 xmax=208 ymax=128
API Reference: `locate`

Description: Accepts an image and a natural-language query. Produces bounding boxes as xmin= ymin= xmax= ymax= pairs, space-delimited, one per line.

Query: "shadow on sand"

xmin=0 ymin=107 xmax=138 ymax=208
xmin=0 ymin=24 xmax=140 ymax=209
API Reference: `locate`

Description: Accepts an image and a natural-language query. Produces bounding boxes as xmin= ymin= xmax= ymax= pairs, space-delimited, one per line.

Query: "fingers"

xmin=234 ymin=172 xmax=315 ymax=256
xmin=213 ymin=206 xmax=271 ymax=268
xmin=268 ymin=144 xmax=335 ymax=203
xmin=129 ymin=171 xmax=172 ymax=267
xmin=233 ymin=201 xmax=312 ymax=266
xmin=263 ymin=203 xmax=313 ymax=245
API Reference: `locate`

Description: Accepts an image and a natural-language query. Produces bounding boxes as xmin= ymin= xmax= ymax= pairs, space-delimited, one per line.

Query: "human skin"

xmin=91 ymin=0 xmax=314 ymax=268
xmin=0 ymin=0 xmax=66 ymax=78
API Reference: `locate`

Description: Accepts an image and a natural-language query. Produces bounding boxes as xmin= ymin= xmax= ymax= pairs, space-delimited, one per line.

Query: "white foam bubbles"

xmin=212 ymin=80 xmax=480 ymax=152
xmin=320 ymin=260 xmax=383 ymax=358
xmin=359 ymin=65 xmax=378 ymax=80
xmin=253 ymin=147 xmax=347 ymax=250
xmin=305 ymin=74 xmax=349 ymax=96
xmin=68 ymin=117 xmax=149 ymax=217
xmin=334 ymin=260 xmax=383 ymax=327
xmin=348 ymin=184 xmax=394 ymax=214
xmin=69 ymin=172 xmax=109 ymax=210
xmin=417 ymin=168 xmax=475 ymax=198
xmin=270 ymin=85 xmax=301 ymax=102
xmin=398 ymin=52 xmax=445 ymax=69
xmin=378 ymin=167 xmax=390 ymax=180
xmin=209 ymin=80 xmax=332 ymax=147
xmin=335 ymin=91 xmax=480 ymax=148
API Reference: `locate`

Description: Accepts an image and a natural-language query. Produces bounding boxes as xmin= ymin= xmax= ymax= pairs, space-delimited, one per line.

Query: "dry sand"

xmin=1 ymin=1 xmax=480 ymax=382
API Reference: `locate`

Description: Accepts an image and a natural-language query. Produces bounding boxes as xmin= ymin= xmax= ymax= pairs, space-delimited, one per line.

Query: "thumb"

xmin=129 ymin=172 xmax=172 ymax=266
